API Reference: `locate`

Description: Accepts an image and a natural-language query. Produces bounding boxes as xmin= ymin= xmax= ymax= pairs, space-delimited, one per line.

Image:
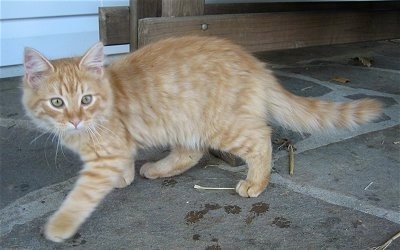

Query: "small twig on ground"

xmin=288 ymin=144 xmax=295 ymax=176
xmin=372 ymin=231 xmax=400 ymax=250
xmin=194 ymin=184 xmax=235 ymax=190
xmin=203 ymin=164 xmax=220 ymax=168
xmin=301 ymin=86 xmax=313 ymax=92
xmin=364 ymin=182 xmax=374 ymax=190
xmin=273 ymin=138 xmax=296 ymax=175
xmin=274 ymin=138 xmax=291 ymax=150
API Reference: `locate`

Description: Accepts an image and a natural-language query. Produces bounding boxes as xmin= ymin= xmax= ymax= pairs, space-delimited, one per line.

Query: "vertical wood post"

xmin=130 ymin=0 xmax=161 ymax=51
xmin=132 ymin=0 xmax=204 ymax=50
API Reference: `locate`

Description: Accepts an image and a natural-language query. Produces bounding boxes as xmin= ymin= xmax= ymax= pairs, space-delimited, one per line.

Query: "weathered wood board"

xmin=99 ymin=7 xmax=130 ymax=46
xmin=130 ymin=0 xmax=161 ymax=50
xmin=161 ymin=0 xmax=204 ymax=17
xmin=138 ymin=11 xmax=400 ymax=52
xmin=99 ymin=2 xmax=400 ymax=51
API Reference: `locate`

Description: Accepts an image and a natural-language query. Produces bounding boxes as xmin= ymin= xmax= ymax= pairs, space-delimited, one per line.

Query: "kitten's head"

xmin=22 ymin=43 xmax=113 ymax=137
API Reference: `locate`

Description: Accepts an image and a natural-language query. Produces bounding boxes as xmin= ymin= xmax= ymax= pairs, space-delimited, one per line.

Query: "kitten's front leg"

xmin=44 ymin=156 xmax=133 ymax=242
xmin=115 ymin=162 xmax=135 ymax=188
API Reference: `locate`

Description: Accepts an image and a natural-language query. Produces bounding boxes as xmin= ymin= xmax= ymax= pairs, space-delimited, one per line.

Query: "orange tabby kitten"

xmin=22 ymin=36 xmax=382 ymax=242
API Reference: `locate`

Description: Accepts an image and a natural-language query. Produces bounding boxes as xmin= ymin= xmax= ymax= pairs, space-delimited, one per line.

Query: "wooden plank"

xmin=162 ymin=0 xmax=204 ymax=17
xmin=138 ymin=11 xmax=400 ymax=52
xmin=204 ymin=1 xmax=400 ymax=14
xmin=98 ymin=2 xmax=400 ymax=46
xmin=99 ymin=7 xmax=130 ymax=46
xmin=130 ymin=0 xmax=161 ymax=51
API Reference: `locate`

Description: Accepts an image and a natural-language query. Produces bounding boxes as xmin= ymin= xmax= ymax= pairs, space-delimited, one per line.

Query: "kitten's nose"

xmin=69 ymin=118 xmax=81 ymax=129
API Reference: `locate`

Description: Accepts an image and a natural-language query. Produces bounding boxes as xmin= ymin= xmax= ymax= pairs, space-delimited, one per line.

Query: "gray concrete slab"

xmin=274 ymin=126 xmax=400 ymax=212
xmin=257 ymin=40 xmax=400 ymax=71
xmin=0 ymin=126 xmax=81 ymax=208
xmin=1 ymin=168 xmax=399 ymax=249
xmin=282 ymin=64 xmax=400 ymax=95
xmin=1 ymin=40 xmax=399 ymax=249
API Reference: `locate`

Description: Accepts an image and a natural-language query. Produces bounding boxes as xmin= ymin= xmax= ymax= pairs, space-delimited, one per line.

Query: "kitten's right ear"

xmin=24 ymin=47 xmax=54 ymax=88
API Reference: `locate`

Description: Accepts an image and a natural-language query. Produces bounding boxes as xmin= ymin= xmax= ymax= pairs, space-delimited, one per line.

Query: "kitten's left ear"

xmin=79 ymin=42 xmax=104 ymax=76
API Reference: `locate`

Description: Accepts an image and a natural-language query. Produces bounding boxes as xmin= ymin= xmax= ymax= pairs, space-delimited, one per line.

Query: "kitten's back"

xmin=109 ymin=36 xmax=382 ymax=136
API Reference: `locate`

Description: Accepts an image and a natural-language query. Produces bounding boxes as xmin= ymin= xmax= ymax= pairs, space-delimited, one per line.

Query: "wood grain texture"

xmin=138 ymin=11 xmax=400 ymax=52
xmin=204 ymin=1 xmax=400 ymax=14
xmin=100 ymin=2 xmax=400 ymax=48
xmin=162 ymin=0 xmax=204 ymax=17
xmin=99 ymin=7 xmax=130 ymax=45
xmin=130 ymin=0 xmax=161 ymax=51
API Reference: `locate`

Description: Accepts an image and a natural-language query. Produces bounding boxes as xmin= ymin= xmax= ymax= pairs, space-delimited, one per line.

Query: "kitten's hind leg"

xmin=212 ymin=122 xmax=272 ymax=198
xmin=140 ymin=146 xmax=204 ymax=179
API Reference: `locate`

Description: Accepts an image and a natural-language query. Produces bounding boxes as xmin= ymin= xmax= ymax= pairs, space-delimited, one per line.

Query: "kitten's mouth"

xmin=61 ymin=123 xmax=86 ymax=134
xmin=63 ymin=128 xmax=84 ymax=136
xmin=69 ymin=127 xmax=83 ymax=132
xmin=66 ymin=126 xmax=86 ymax=134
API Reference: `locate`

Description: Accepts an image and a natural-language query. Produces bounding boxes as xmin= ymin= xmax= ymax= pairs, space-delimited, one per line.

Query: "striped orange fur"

xmin=22 ymin=36 xmax=382 ymax=242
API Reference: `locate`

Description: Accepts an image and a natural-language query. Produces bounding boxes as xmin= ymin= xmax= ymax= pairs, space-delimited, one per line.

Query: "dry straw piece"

xmin=373 ymin=231 xmax=400 ymax=250
xmin=194 ymin=184 xmax=235 ymax=190
xmin=288 ymin=144 xmax=295 ymax=175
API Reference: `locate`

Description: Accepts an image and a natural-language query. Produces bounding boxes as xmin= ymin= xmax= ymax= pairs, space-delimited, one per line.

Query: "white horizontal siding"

xmin=2 ymin=15 xmax=101 ymax=65
xmin=1 ymin=1 xmax=99 ymax=19
xmin=0 ymin=0 xmax=129 ymax=78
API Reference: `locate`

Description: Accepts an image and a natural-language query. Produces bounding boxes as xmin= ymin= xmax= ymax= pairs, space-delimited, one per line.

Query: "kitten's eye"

xmin=81 ymin=95 xmax=92 ymax=105
xmin=50 ymin=98 xmax=64 ymax=108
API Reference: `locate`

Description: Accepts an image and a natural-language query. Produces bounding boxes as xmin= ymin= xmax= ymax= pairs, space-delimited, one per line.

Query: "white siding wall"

xmin=0 ymin=0 xmax=129 ymax=78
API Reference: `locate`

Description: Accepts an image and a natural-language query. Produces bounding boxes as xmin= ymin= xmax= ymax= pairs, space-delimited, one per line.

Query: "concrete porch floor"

xmin=1 ymin=40 xmax=399 ymax=249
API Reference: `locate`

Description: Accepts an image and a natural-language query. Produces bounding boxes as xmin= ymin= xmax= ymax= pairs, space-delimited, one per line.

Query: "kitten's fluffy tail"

xmin=268 ymin=86 xmax=383 ymax=132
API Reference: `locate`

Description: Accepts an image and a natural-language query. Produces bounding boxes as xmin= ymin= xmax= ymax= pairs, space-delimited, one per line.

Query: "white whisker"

xmin=51 ymin=130 xmax=58 ymax=143
xmin=30 ymin=131 xmax=49 ymax=144
xmin=95 ymin=123 xmax=123 ymax=143
xmin=86 ymin=126 xmax=100 ymax=150
xmin=90 ymin=126 xmax=102 ymax=145
xmin=90 ymin=125 xmax=103 ymax=140
xmin=54 ymin=129 xmax=62 ymax=166
xmin=43 ymin=131 xmax=55 ymax=168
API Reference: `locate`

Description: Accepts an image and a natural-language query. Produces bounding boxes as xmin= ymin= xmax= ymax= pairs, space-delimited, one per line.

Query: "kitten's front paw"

xmin=115 ymin=167 xmax=135 ymax=188
xmin=44 ymin=212 xmax=78 ymax=242
xmin=236 ymin=180 xmax=267 ymax=198
xmin=115 ymin=176 xmax=133 ymax=188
